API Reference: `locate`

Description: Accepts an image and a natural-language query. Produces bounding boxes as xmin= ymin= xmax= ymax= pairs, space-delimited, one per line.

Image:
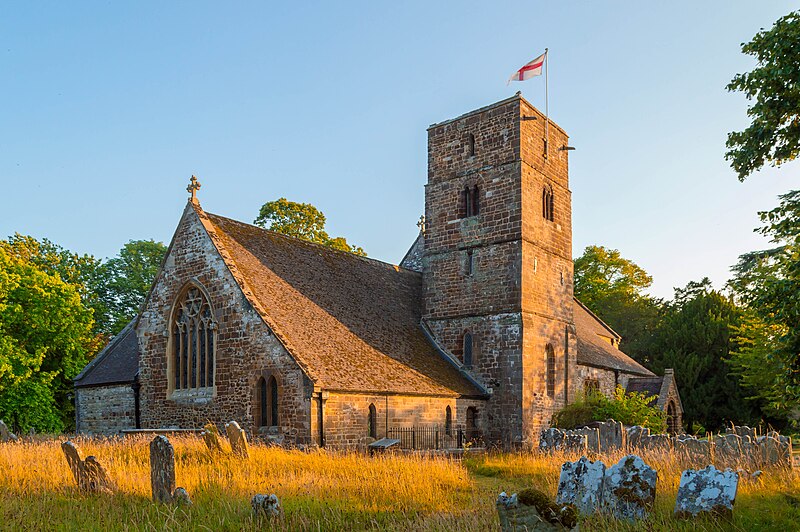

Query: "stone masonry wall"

xmin=423 ymin=94 xmax=576 ymax=447
xmin=137 ymin=204 xmax=313 ymax=439
xmin=76 ymin=384 xmax=136 ymax=435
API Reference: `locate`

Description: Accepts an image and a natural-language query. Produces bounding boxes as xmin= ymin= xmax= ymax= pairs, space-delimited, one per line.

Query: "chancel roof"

xmin=196 ymin=206 xmax=484 ymax=398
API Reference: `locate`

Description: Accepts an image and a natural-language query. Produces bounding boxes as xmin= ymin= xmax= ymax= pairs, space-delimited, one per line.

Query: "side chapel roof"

xmin=195 ymin=205 xmax=484 ymax=398
xmin=573 ymin=299 xmax=654 ymax=377
xmin=73 ymin=320 xmax=139 ymax=388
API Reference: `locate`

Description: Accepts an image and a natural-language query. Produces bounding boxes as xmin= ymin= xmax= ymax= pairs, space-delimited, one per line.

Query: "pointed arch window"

xmin=171 ymin=285 xmax=217 ymax=391
xmin=542 ymin=185 xmax=554 ymax=221
xmin=445 ymin=405 xmax=453 ymax=436
xmin=545 ymin=344 xmax=556 ymax=398
xmin=268 ymin=376 xmax=279 ymax=427
xmin=463 ymin=332 xmax=474 ymax=368
xmin=368 ymin=403 xmax=377 ymax=439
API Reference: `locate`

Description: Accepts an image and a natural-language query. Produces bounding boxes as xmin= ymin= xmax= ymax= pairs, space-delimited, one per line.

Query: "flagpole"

xmin=545 ymin=48 xmax=549 ymax=159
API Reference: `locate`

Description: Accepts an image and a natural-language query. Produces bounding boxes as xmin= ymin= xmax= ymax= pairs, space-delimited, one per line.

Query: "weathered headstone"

xmin=150 ymin=435 xmax=176 ymax=503
xmin=758 ymin=432 xmax=792 ymax=467
xmin=539 ymin=428 xmax=588 ymax=454
xmin=201 ymin=423 xmax=224 ymax=453
xmin=173 ymin=487 xmax=193 ymax=506
xmin=727 ymin=425 xmax=757 ymax=442
xmin=539 ymin=428 xmax=564 ymax=452
xmin=497 ymin=490 xmax=577 ymax=531
xmin=556 ymin=456 xmax=605 ymax=515
xmin=60 ymin=441 xmax=114 ymax=493
xmin=674 ymin=436 xmax=712 ymax=464
xmin=640 ymin=433 xmax=672 ymax=453
xmin=675 ymin=465 xmax=738 ymax=518
xmin=0 ymin=420 xmax=18 ymax=442
xmin=626 ymin=426 xmax=650 ymax=449
xmin=601 ymin=455 xmax=657 ymax=521
xmin=714 ymin=433 xmax=743 ymax=464
xmin=252 ymin=494 xmax=282 ymax=519
xmin=572 ymin=427 xmax=600 ymax=454
xmin=226 ymin=421 xmax=250 ymax=459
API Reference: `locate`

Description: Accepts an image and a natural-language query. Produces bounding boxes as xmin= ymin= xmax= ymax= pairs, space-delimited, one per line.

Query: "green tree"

xmin=2 ymin=234 xmax=107 ymax=333
xmin=651 ymin=279 xmax=756 ymax=432
xmin=254 ymin=198 xmax=366 ymax=256
xmin=726 ymin=11 xmax=800 ymax=180
xmin=729 ymin=190 xmax=800 ymax=419
xmin=573 ymin=246 xmax=661 ymax=364
xmin=0 ymin=246 xmax=100 ymax=432
xmin=97 ymin=239 xmax=167 ymax=334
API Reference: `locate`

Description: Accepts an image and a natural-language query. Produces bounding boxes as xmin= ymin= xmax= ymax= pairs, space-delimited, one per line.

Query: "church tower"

xmin=422 ymin=93 xmax=577 ymax=445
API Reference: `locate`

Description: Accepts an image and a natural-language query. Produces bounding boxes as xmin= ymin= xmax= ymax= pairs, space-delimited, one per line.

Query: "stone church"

xmin=74 ymin=94 xmax=682 ymax=445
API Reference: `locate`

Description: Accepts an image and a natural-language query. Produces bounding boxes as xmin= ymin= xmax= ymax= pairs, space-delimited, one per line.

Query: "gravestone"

xmin=674 ymin=436 xmax=711 ymax=464
xmin=626 ymin=426 xmax=650 ymax=449
xmin=675 ymin=465 xmax=738 ymax=517
xmin=0 ymin=420 xmax=18 ymax=442
xmin=149 ymin=435 xmax=190 ymax=504
xmin=727 ymin=425 xmax=757 ymax=442
xmin=201 ymin=423 xmax=224 ymax=453
xmin=758 ymin=433 xmax=791 ymax=467
xmin=587 ymin=420 xmax=625 ymax=452
xmin=252 ymin=494 xmax=282 ymax=518
xmin=226 ymin=421 xmax=250 ymax=459
xmin=714 ymin=433 xmax=743 ymax=464
xmin=61 ymin=441 xmax=114 ymax=493
xmin=640 ymin=433 xmax=672 ymax=453
xmin=571 ymin=428 xmax=599 ymax=454
xmin=601 ymin=455 xmax=657 ymax=521
xmin=556 ymin=456 xmax=605 ymax=515
xmin=497 ymin=490 xmax=577 ymax=531
xmin=539 ymin=428 xmax=564 ymax=452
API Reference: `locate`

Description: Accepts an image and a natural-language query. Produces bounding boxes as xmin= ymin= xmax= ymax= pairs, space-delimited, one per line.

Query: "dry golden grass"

xmin=0 ymin=435 xmax=798 ymax=531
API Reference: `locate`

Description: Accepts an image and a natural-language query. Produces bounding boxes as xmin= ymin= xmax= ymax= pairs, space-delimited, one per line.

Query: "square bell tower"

xmin=422 ymin=93 xmax=577 ymax=445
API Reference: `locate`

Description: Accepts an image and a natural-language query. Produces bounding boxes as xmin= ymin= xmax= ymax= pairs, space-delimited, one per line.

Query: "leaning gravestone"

xmin=252 ymin=494 xmax=282 ymax=519
xmin=602 ymin=455 xmax=657 ymax=521
xmin=61 ymin=441 xmax=114 ymax=493
xmin=150 ymin=435 xmax=192 ymax=505
xmin=226 ymin=421 xmax=250 ymax=459
xmin=201 ymin=423 xmax=225 ymax=453
xmin=556 ymin=456 xmax=605 ymax=515
xmin=675 ymin=465 xmax=738 ymax=518
xmin=497 ymin=489 xmax=578 ymax=531
xmin=0 ymin=420 xmax=18 ymax=442
xmin=626 ymin=426 xmax=650 ymax=449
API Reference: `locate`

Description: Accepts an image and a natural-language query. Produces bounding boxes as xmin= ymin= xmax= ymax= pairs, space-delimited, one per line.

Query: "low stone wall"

xmin=539 ymin=423 xmax=793 ymax=468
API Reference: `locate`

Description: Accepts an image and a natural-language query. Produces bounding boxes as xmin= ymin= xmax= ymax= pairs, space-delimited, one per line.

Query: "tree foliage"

xmin=650 ymin=278 xmax=756 ymax=432
xmin=726 ymin=11 xmax=800 ymax=180
xmin=729 ymin=190 xmax=800 ymax=421
xmin=254 ymin=198 xmax=366 ymax=256
xmin=0 ymin=245 xmax=100 ymax=432
xmin=573 ymin=246 xmax=661 ymax=364
xmin=96 ymin=239 xmax=167 ymax=335
xmin=551 ymin=386 xmax=667 ymax=433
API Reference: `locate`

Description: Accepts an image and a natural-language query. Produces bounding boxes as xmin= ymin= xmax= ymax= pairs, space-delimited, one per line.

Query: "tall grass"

xmin=0 ymin=436 xmax=798 ymax=530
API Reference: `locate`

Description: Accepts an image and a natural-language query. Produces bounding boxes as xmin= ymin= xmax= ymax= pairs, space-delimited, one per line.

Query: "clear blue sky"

xmin=1 ymin=1 xmax=797 ymax=299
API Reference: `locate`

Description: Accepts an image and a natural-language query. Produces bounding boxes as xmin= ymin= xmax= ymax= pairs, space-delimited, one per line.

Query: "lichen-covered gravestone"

xmin=497 ymin=489 xmax=577 ymax=531
xmin=556 ymin=456 xmax=605 ymax=515
xmin=252 ymin=494 xmax=282 ymax=519
xmin=602 ymin=455 xmax=657 ymax=521
xmin=0 ymin=420 xmax=18 ymax=442
xmin=61 ymin=441 xmax=114 ymax=493
xmin=674 ymin=465 xmax=738 ymax=518
xmin=150 ymin=435 xmax=192 ymax=505
xmin=226 ymin=421 xmax=250 ymax=459
xmin=201 ymin=423 xmax=225 ymax=453
xmin=626 ymin=426 xmax=650 ymax=449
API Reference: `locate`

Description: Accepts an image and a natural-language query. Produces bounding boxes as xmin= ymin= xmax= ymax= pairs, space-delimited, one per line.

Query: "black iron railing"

xmin=386 ymin=425 xmax=483 ymax=450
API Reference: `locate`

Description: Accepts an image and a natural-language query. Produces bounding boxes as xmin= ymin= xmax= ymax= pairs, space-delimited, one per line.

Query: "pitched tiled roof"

xmin=74 ymin=320 xmax=139 ymax=388
xmin=197 ymin=207 xmax=484 ymax=397
xmin=573 ymin=299 xmax=654 ymax=377
xmin=626 ymin=377 xmax=664 ymax=397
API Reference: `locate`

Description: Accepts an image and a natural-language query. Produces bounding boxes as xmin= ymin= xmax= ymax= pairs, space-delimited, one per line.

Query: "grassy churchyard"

xmin=1 ymin=435 xmax=798 ymax=531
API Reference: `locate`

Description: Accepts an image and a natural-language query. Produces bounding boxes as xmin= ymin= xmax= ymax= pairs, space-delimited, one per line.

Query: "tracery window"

xmin=172 ymin=285 xmax=217 ymax=390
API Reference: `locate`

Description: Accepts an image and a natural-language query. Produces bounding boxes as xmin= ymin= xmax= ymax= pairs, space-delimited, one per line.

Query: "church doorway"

xmin=466 ymin=406 xmax=479 ymax=441
xmin=666 ymin=400 xmax=679 ymax=434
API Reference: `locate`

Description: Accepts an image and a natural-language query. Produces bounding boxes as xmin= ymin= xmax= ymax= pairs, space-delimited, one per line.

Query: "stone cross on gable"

xmin=187 ymin=175 xmax=201 ymax=201
xmin=417 ymin=215 xmax=426 ymax=234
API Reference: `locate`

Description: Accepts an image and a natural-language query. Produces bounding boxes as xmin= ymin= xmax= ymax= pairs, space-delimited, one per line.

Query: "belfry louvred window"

xmin=172 ymin=286 xmax=217 ymax=390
